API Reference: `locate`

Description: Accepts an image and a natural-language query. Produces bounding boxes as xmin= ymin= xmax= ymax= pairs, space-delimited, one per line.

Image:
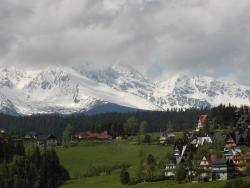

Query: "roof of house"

xmin=167 ymin=133 xmax=175 ymax=137
xmin=75 ymin=131 xmax=109 ymax=139
xmin=225 ymin=133 xmax=237 ymax=143
xmin=206 ymin=155 xmax=217 ymax=165
xmin=37 ymin=134 xmax=57 ymax=141
xmin=199 ymin=115 xmax=208 ymax=124
xmin=196 ymin=137 xmax=213 ymax=146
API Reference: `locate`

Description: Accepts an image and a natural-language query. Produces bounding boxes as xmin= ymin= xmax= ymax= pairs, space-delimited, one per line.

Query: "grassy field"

xmin=60 ymin=173 xmax=227 ymax=188
xmin=57 ymin=141 xmax=173 ymax=178
xmin=57 ymin=139 xmax=249 ymax=188
xmin=61 ymin=172 xmax=250 ymax=188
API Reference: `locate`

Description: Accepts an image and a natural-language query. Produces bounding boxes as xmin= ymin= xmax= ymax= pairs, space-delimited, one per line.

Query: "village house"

xmin=224 ymin=133 xmax=237 ymax=148
xmin=74 ymin=131 xmax=110 ymax=141
xmin=25 ymin=131 xmax=38 ymax=139
xmin=37 ymin=134 xmax=58 ymax=148
xmin=174 ymin=144 xmax=188 ymax=163
xmin=224 ymin=133 xmax=242 ymax=159
xmin=192 ymin=136 xmax=213 ymax=148
xmin=196 ymin=114 xmax=208 ymax=132
xmin=165 ymin=157 xmax=177 ymax=177
xmin=165 ymin=143 xmax=188 ymax=177
xmin=232 ymin=152 xmax=247 ymax=175
xmin=212 ymin=159 xmax=235 ymax=181
xmin=224 ymin=147 xmax=242 ymax=159
xmin=159 ymin=132 xmax=175 ymax=145
xmin=198 ymin=155 xmax=216 ymax=181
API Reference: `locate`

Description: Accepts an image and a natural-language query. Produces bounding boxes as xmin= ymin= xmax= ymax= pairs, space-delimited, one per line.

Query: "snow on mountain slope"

xmin=0 ymin=66 xmax=159 ymax=115
xmin=72 ymin=63 xmax=155 ymax=100
xmin=0 ymin=64 xmax=249 ymax=115
xmin=155 ymin=74 xmax=250 ymax=109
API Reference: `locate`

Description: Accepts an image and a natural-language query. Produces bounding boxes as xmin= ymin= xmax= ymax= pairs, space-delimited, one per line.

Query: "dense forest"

xmin=0 ymin=138 xmax=69 ymax=188
xmin=0 ymin=105 xmax=249 ymax=139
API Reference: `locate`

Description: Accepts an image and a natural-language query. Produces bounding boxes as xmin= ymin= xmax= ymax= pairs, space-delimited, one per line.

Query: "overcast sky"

xmin=0 ymin=0 xmax=250 ymax=85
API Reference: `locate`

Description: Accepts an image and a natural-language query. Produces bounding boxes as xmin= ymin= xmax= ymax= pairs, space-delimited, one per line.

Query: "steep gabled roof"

xmin=225 ymin=133 xmax=236 ymax=144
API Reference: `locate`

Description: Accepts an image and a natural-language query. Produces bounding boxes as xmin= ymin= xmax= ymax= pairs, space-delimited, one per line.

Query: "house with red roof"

xmin=75 ymin=131 xmax=110 ymax=141
xmin=196 ymin=115 xmax=208 ymax=132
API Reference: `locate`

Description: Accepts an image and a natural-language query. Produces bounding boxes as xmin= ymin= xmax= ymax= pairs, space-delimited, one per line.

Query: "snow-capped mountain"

xmin=0 ymin=64 xmax=249 ymax=115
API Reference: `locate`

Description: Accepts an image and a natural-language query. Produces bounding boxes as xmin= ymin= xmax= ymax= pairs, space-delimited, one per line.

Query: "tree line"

xmin=0 ymin=105 xmax=249 ymax=138
xmin=0 ymin=139 xmax=69 ymax=188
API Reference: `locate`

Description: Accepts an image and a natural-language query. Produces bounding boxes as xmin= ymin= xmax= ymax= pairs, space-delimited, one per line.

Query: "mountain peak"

xmin=0 ymin=65 xmax=249 ymax=115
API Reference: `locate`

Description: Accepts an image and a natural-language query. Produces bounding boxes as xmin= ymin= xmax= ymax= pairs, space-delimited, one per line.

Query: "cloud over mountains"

xmin=0 ymin=0 xmax=250 ymax=85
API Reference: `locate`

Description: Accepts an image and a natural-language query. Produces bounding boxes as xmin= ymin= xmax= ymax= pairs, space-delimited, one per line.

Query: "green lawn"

xmin=57 ymin=141 xmax=172 ymax=178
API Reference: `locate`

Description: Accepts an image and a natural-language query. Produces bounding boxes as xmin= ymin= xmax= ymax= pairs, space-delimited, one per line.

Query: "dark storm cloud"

xmin=0 ymin=0 xmax=250 ymax=85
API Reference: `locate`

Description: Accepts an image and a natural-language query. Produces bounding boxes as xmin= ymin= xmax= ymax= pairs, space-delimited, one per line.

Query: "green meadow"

xmin=57 ymin=141 xmax=250 ymax=188
xmin=57 ymin=141 xmax=172 ymax=179
xmin=61 ymin=173 xmax=226 ymax=188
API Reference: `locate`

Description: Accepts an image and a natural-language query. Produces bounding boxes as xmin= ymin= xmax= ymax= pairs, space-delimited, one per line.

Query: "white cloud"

xmin=0 ymin=0 xmax=250 ymax=85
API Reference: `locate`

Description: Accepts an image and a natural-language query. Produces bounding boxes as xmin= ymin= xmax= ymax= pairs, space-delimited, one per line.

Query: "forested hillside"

xmin=0 ymin=105 xmax=248 ymax=138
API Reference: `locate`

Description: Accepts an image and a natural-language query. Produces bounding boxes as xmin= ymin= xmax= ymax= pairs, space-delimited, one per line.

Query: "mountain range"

xmin=0 ymin=63 xmax=249 ymax=115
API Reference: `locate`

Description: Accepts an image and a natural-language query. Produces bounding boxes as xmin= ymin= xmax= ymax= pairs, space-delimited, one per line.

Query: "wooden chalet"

xmin=198 ymin=155 xmax=217 ymax=181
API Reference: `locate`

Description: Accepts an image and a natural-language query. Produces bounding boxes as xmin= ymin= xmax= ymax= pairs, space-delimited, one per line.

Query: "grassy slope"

xmin=57 ymin=141 xmax=172 ymax=178
xmin=58 ymin=140 xmax=249 ymax=188
xmin=60 ymin=173 xmax=227 ymax=188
